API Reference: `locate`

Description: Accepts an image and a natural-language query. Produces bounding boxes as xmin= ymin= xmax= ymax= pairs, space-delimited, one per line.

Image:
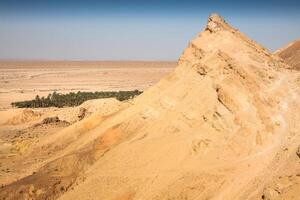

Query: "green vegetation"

xmin=11 ymin=90 xmax=143 ymax=108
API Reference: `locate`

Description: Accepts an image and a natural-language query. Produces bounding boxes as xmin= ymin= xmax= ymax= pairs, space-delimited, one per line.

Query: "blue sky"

xmin=0 ymin=0 xmax=300 ymax=60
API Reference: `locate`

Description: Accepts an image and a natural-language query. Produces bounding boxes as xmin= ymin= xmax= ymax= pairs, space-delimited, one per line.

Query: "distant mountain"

xmin=275 ymin=39 xmax=300 ymax=69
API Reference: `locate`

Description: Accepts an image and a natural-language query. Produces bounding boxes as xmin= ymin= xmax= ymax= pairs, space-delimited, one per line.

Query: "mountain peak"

xmin=206 ymin=13 xmax=233 ymax=32
xmin=208 ymin=13 xmax=225 ymax=23
xmin=178 ymin=13 xmax=274 ymax=71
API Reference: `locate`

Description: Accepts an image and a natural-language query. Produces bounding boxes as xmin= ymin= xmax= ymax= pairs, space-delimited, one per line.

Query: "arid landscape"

xmin=1 ymin=13 xmax=300 ymax=200
xmin=0 ymin=61 xmax=175 ymax=109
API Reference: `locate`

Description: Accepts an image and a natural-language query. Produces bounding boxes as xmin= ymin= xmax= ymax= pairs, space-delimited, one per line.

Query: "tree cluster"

xmin=11 ymin=90 xmax=143 ymax=108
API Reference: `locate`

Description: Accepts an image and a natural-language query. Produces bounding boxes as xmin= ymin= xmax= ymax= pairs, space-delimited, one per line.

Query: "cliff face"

xmin=275 ymin=39 xmax=300 ymax=70
xmin=1 ymin=14 xmax=300 ymax=200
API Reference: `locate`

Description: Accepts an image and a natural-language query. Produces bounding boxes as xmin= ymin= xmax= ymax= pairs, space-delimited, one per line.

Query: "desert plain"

xmin=0 ymin=61 xmax=175 ymax=109
xmin=0 ymin=14 xmax=300 ymax=200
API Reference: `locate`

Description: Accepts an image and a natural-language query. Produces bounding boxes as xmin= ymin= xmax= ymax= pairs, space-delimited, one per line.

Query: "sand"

xmin=0 ymin=61 xmax=175 ymax=109
xmin=1 ymin=14 xmax=300 ymax=200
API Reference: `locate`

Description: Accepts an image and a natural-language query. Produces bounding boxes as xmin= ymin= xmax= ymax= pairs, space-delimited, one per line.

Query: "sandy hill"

xmin=275 ymin=39 xmax=300 ymax=70
xmin=1 ymin=14 xmax=300 ymax=200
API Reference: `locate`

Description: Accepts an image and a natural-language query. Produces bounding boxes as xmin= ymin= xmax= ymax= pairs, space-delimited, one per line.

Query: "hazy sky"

xmin=0 ymin=0 xmax=300 ymax=60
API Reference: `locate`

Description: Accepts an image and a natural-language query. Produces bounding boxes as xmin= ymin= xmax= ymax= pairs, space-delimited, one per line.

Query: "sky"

xmin=0 ymin=0 xmax=300 ymax=61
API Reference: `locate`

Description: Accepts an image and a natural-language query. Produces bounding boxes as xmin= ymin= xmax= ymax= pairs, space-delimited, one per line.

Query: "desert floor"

xmin=0 ymin=61 xmax=175 ymax=110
